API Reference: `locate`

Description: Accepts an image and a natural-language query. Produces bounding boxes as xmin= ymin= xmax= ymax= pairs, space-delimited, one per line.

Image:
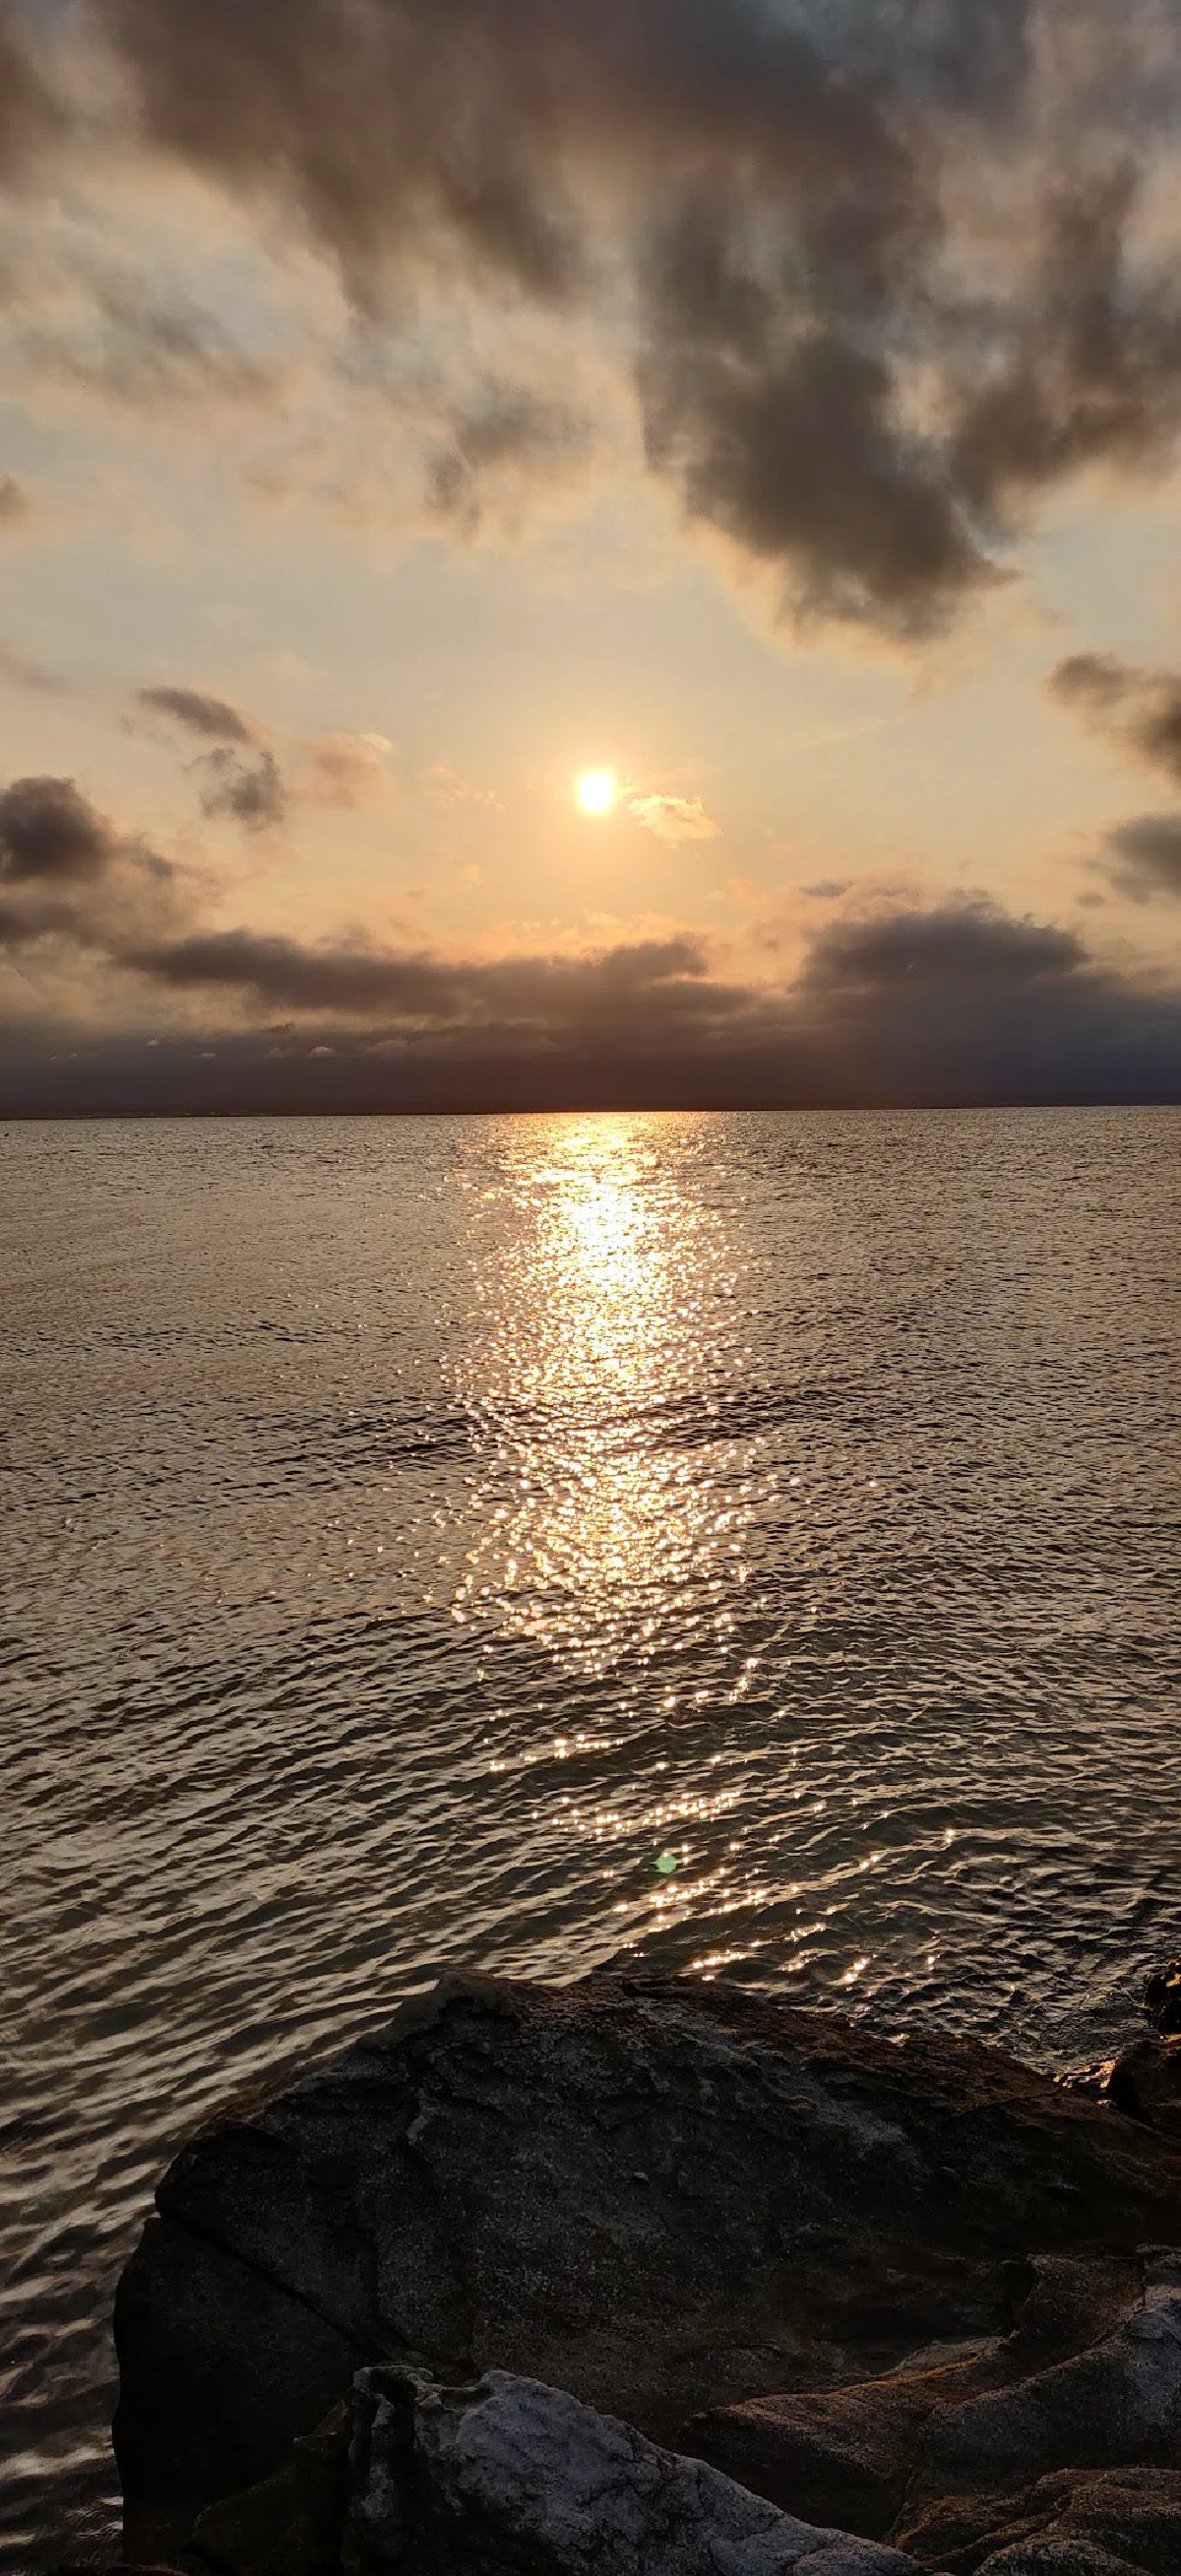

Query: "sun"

xmin=576 ymin=767 xmax=617 ymax=817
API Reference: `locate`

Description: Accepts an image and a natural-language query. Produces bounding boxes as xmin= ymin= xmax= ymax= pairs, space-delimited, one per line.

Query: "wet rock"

xmin=898 ymin=2465 xmax=1181 ymax=2574
xmin=114 ymin=1971 xmax=1181 ymax=2560
xmin=1143 ymin=1966 xmax=1181 ymax=2041
xmin=1108 ymin=2044 xmax=1181 ymax=2146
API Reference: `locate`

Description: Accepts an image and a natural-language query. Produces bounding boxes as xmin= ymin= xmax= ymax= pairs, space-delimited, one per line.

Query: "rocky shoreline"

xmin=58 ymin=1963 xmax=1181 ymax=2575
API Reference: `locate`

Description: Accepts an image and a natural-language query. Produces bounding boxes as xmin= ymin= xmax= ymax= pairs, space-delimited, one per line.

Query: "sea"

xmin=2 ymin=1107 xmax=1179 ymax=2568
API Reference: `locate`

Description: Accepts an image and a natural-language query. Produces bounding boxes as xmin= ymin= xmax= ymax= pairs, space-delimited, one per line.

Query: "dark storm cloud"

xmin=64 ymin=0 xmax=1181 ymax=639
xmin=138 ymin=686 xmax=256 ymax=744
xmin=801 ymin=901 xmax=1087 ymax=993
xmin=781 ymin=894 xmax=1181 ymax=1100
xmin=0 ymin=772 xmax=190 ymax=957
xmin=1050 ymin=648 xmax=1181 ymax=785
xmin=0 ymin=775 xmax=114 ymax=882
xmin=642 ymin=329 xmax=992 ymax=638
xmin=0 ymin=770 xmax=1175 ymax=1103
xmin=949 ymin=166 xmax=1181 ymax=525
xmin=1101 ymin=814 xmax=1181 ymax=900
xmin=123 ymin=927 xmax=729 ymax=1034
xmin=88 ymin=888 xmax=1173 ymax=1108
xmin=66 ymin=0 xmax=1181 ymax=638
xmin=196 ymin=746 xmax=287 ymax=830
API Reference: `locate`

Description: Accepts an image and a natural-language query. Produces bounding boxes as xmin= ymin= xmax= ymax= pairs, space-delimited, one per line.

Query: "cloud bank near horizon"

xmin=2 ymin=765 xmax=1177 ymax=1108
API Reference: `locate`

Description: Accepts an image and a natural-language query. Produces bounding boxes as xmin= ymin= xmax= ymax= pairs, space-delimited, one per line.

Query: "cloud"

xmin=0 ymin=472 xmax=29 ymax=528
xmin=0 ymin=0 xmax=1155 ymax=637
xmin=1 ymin=766 xmax=1176 ymax=1108
xmin=1049 ymin=647 xmax=1181 ymax=784
xmin=0 ymin=772 xmax=190 ymax=957
xmin=4 ymin=889 xmax=1176 ymax=1110
xmin=0 ymin=5 xmax=62 ymax=180
xmin=137 ymin=686 xmax=256 ymax=745
xmin=640 ymin=316 xmax=996 ymax=642
xmin=1051 ymin=651 xmax=1181 ymax=897
xmin=1101 ymin=813 xmax=1181 ymax=900
xmin=121 ymin=925 xmax=725 ymax=1033
xmin=800 ymin=900 xmax=1087 ymax=995
xmin=297 ymin=732 xmax=392 ymax=810
xmin=196 ymin=745 xmax=287 ymax=830
xmin=138 ymin=694 xmax=391 ymax=822
xmin=0 ymin=640 xmax=68 ymax=695
xmin=424 ymin=766 xmax=503 ymax=812
xmin=949 ymin=164 xmax=1181 ymax=523
xmin=16 ymin=268 xmax=283 ymax=413
xmin=0 ymin=776 xmax=114 ymax=883
xmin=427 ymin=386 xmax=596 ymax=536
xmin=134 ymin=683 xmax=288 ymax=828
xmin=628 ymin=792 xmax=720 ymax=846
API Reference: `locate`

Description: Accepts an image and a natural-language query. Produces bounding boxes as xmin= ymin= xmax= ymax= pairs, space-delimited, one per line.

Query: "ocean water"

xmin=2 ymin=1107 xmax=1179 ymax=2567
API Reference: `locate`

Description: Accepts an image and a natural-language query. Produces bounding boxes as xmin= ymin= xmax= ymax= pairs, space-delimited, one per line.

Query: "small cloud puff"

xmin=628 ymin=792 xmax=720 ymax=846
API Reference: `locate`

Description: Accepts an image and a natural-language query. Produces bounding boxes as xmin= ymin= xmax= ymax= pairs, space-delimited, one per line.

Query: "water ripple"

xmin=1 ymin=1107 xmax=1179 ymax=2567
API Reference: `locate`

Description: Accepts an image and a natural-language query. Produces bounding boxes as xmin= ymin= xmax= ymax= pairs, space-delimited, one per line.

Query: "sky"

xmin=2 ymin=0 xmax=1181 ymax=1109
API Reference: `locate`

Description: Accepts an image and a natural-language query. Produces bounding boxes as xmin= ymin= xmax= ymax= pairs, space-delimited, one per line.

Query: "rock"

xmin=691 ymin=2357 xmax=993 ymax=2538
xmin=188 ymin=2402 xmax=349 ymax=2576
xmin=171 ymin=2365 xmax=934 ymax=2576
xmin=898 ymin=2464 xmax=1181 ymax=2574
xmin=693 ymin=2254 xmax=1143 ymax=2537
xmin=1108 ymin=2045 xmax=1181 ymax=2146
xmin=976 ymin=2547 xmax=1143 ymax=2574
xmin=345 ymin=2364 xmax=929 ymax=2576
xmin=1143 ymin=1966 xmax=1181 ymax=2041
xmin=114 ymin=2211 xmax=365 ymax=2563
xmin=912 ymin=2251 xmax=1181 ymax=2504
xmin=114 ymin=1971 xmax=1181 ymax=2561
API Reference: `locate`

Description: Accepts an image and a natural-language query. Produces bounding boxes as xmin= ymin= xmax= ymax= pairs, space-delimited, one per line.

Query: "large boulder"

xmin=114 ymin=1972 xmax=1181 ymax=2562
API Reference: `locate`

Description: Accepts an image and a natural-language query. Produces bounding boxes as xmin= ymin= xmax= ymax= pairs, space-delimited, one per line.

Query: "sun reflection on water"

xmin=440 ymin=1114 xmax=901 ymax=1986
xmin=451 ymin=1114 xmax=763 ymax=1678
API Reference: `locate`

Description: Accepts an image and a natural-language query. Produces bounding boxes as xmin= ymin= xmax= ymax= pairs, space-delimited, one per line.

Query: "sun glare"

xmin=577 ymin=768 xmax=617 ymax=817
